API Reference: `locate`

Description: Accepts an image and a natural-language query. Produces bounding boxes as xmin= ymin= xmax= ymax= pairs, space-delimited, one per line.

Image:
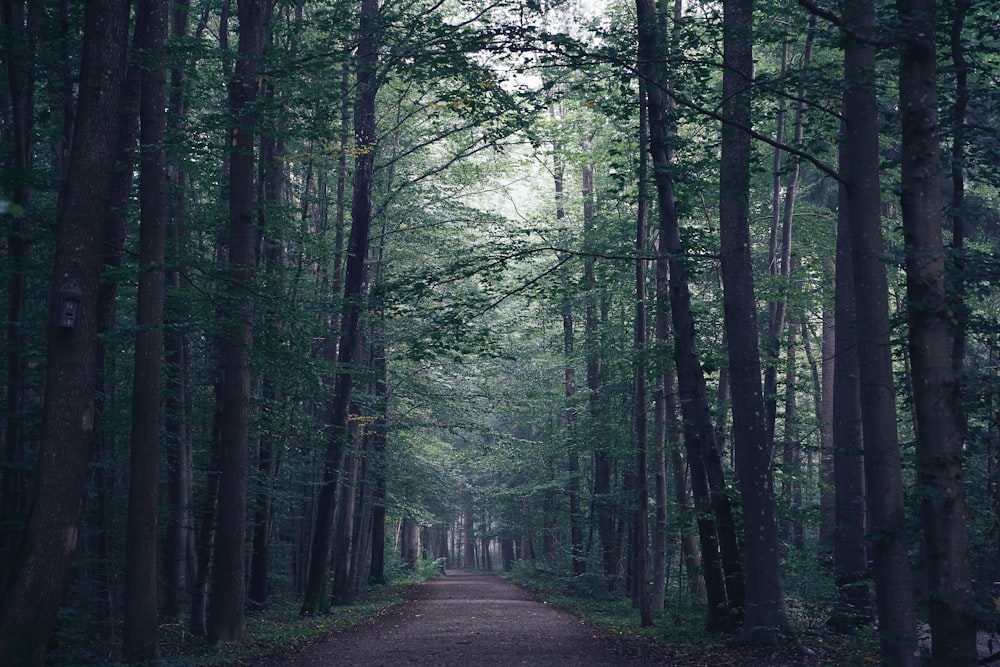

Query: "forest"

xmin=1 ymin=0 xmax=999 ymax=664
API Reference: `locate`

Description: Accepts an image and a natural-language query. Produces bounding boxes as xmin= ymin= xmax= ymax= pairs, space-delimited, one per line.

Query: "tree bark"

xmin=301 ymin=0 xmax=379 ymax=614
xmin=207 ymin=0 xmax=263 ymax=644
xmin=0 ymin=0 xmax=40 ymax=583
xmin=779 ymin=320 xmax=803 ymax=550
xmin=368 ymin=332 xmax=389 ymax=585
xmin=584 ymin=158 xmax=615 ymax=586
xmin=633 ymin=79 xmax=652 ymax=628
xmin=829 ymin=130 xmax=869 ymax=631
xmin=816 ymin=301 xmax=836 ymax=553
xmin=162 ymin=0 xmax=194 ymax=622
xmin=123 ymin=0 xmax=167 ymax=659
xmin=331 ymin=443 xmax=361 ymax=604
xmin=718 ymin=0 xmax=791 ymax=644
xmin=554 ymin=128 xmax=585 ymax=577
xmin=763 ymin=21 xmax=814 ymax=441
xmin=842 ymin=0 xmax=918 ymax=659
xmin=0 ymin=1 xmax=131 ymax=661
xmin=636 ymin=0 xmax=739 ymax=631
xmin=899 ymin=0 xmax=976 ymax=661
xmin=947 ymin=0 xmax=969 ymax=430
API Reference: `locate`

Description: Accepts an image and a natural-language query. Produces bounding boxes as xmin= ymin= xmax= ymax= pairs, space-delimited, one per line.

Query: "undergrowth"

xmin=502 ymin=561 xmax=880 ymax=665
xmin=48 ymin=560 xmax=444 ymax=666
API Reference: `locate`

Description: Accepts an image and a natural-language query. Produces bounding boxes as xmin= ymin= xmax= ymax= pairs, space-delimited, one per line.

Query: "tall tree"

xmin=302 ymin=0 xmax=380 ymax=614
xmin=717 ymin=0 xmax=791 ymax=644
xmin=763 ymin=20 xmax=815 ymax=441
xmin=841 ymin=0 xmax=918 ymax=660
xmin=829 ymin=129 xmax=869 ymax=631
xmin=553 ymin=112 xmax=586 ymax=577
xmin=898 ymin=0 xmax=976 ymax=661
xmin=632 ymin=80 xmax=652 ymax=628
xmin=123 ymin=0 xmax=168 ymax=659
xmin=161 ymin=0 xmax=198 ymax=622
xmin=947 ymin=0 xmax=969 ymax=425
xmin=207 ymin=0 xmax=263 ymax=644
xmin=636 ymin=0 xmax=740 ymax=630
xmin=0 ymin=0 xmax=40 ymax=580
xmin=585 ymin=162 xmax=614 ymax=586
xmin=0 ymin=1 xmax=132 ymax=661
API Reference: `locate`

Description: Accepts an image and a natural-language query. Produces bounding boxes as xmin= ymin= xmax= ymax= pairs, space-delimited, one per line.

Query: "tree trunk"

xmin=480 ymin=515 xmax=492 ymax=571
xmin=463 ymin=496 xmax=476 ymax=568
xmin=829 ymin=132 xmax=869 ymax=631
xmin=763 ymin=21 xmax=814 ymax=441
xmin=584 ymin=158 xmax=614 ymax=586
xmin=948 ymin=0 xmax=969 ymax=431
xmin=0 ymin=1 xmax=130 ymax=661
xmin=331 ymin=445 xmax=361 ymax=604
xmin=651 ymin=312 xmax=669 ymax=614
xmin=350 ymin=454 xmax=374 ymax=594
xmin=718 ymin=0 xmax=791 ymax=643
xmin=123 ymin=0 xmax=167 ymax=659
xmin=368 ymin=336 xmax=389 ymax=585
xmin=671 ymin=447 xmax=706 ymax=601
xmin=248 ymin=405 xmax=280 ymax=607
xmin=842 ymin=0 xmax=918 ymax=659
xmin=553 ymin=131 xmax=585 ymax=577
xmin=301 ymin=0 xmax=379 ymax=614
xmin=636 ymin=0 xmax=737 ymax=629
xmin=249 ymin=26 xmax=288 ymax=607
xmin=631 ymin=79 xmax=653 ymax=628
xmin=207 ymin=0 xmax=263 ymax=644
xmin=401 ymin=517 xmax=419 ymax=570
xmin=899 ymin=0 xmax=976 ymax=661
xmin=779 ymin=322 xmax=803 ymax=550
xmin=816 ymin=302 xmax=836 ymax=554
xmin=0 ymin=0 xmax=40 ymax=584
xmin=162 ymin=0 xmax=194 ymax=622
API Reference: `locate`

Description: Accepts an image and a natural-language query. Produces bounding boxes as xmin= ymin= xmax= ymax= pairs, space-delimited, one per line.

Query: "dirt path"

xmin=252 ymin=570 xmax=653 ymax=666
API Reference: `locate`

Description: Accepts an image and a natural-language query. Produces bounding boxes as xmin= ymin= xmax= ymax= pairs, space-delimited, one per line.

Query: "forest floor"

xmin=246 ymin=570 xmax=851 ymax=666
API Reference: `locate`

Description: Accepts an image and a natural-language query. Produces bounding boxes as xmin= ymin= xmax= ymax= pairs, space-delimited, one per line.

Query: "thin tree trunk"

xmin=632 ymin=79 xmax=653 ymax=628
xmin=89 ymin=20 xmax=142 ymax=632
xmin=651 ymin=261 xmax=670 ymax=613
xmin=463 ymin=495 xmax=476 ymax=568
xmin=162 ymin=0 xmax=193 ymax=622
xmin=764 ymin=20 xmax=814 ymax=441
xmin=0 ymin=0 xmax=39 ymax=583
xmin=671 ymin=446 xmax=705 ymax=601
xmin=584 ymin=157 xmax=614 ymax=586
xmin=248 ymin=404 xmax=280 ymax=607
xmin=816 ymin=301 xmax=836 ymax=553
xmin=123 ymin=0 xmax=167 ymax=659
xmin=367 ymin=331 xmax=389 ymax=585
xmin=331 ymin=443 xmax=361 ymax=604
xmin=248 ymin=23 xmax=287 ymax=606
xmin=350 ymin=448 xmax=374 ymax=593
xmin=553 ymin=125 xmax=585 ymax=577
xmin=779 ymin=321 xmax=802 ymax=550
xmin=948 ymin=0 xmax=969 ymax=431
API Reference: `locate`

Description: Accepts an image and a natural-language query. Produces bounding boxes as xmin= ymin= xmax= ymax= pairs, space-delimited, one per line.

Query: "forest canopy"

xmin=1 ymin=0 xmax=999 ymax=664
